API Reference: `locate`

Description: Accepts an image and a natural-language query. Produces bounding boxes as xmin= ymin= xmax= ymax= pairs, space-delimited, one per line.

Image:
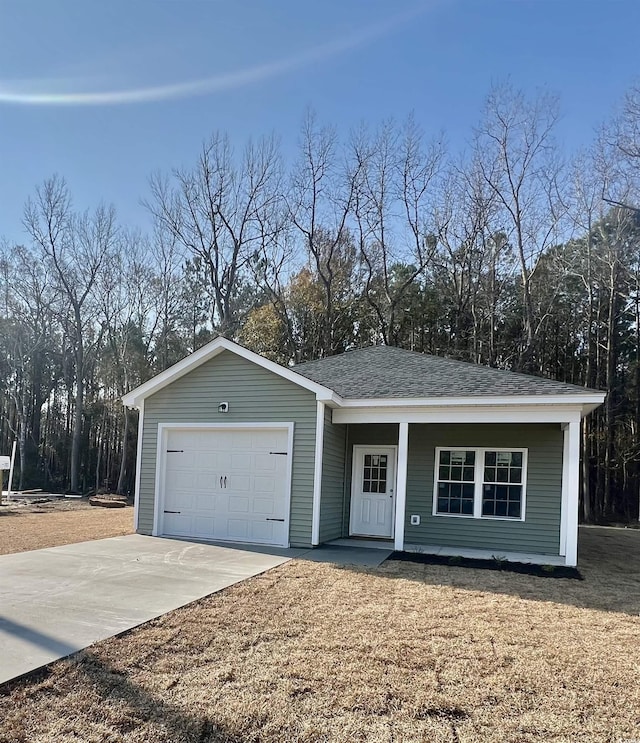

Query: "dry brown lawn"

xmin=0 ymin=527 xmax=639 ymax=743
xmin=0 ymin=501 xmax=134 ymax=555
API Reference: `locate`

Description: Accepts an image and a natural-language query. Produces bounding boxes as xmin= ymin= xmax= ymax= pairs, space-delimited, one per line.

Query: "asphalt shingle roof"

xmin=293 ymin=346 xmax=599 ymax=399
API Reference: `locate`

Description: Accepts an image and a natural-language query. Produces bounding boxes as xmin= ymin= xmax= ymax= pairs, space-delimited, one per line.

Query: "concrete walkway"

xmin=301 ymin=544 xmax=392 ymax=568
xmin=0 ymin=534 xmax=305 ymax=685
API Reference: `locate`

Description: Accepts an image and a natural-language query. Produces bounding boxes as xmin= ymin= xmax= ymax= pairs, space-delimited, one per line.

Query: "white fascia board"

xmin=333 ymin=404 xmax=584 ymax=425
xmin=337 ymin=394 xmax=605 ymax=409
xmin=121 ymin=336 xmax=335 ymax=408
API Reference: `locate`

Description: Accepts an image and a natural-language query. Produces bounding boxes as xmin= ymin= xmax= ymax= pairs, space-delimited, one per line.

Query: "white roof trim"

xmin=335 ymin=394 xmax=605 ymax=408
xmin=121 ymin=337 xmax=336 ymax=408
xmin=122 ymin=338 xmax=605 ymax=414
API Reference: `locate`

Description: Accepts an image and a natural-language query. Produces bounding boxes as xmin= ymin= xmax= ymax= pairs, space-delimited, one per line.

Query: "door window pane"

xmin=362 ymin=453 xmax=388 ymax=494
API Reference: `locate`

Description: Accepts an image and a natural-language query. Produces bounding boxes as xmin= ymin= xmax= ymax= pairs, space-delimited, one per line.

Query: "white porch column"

xmin=562 ymin=418 xmax=581 ymax=567
xmin=132 ymin=401 xmax=144 ymax=533
xmin=311 ymin=401 xmax=326 ymax=546
xmin=394 ymin=421 xmax=409 ymax=551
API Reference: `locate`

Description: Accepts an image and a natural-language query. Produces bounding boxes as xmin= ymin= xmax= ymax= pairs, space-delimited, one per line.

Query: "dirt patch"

xmin=0 ymin=501 xmax=134 ymax=555
xmin=0 ymin=527 xmax=638 ymax=742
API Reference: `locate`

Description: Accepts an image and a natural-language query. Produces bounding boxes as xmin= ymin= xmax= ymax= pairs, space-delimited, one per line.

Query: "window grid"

xmin=436 ymin=450 xmax=476 ymax=515
xmin=482 ymin=451 xmax=523 ymax=518
xmin=433 ymin=447 xmax=527 ymax=521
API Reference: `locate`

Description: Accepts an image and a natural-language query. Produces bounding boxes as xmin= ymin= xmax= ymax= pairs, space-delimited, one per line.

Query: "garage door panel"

xmin=228 ymin=474 xmax=251 ymax=491
xmin=166 ymin=450 xmax=195 ymax=468
xmin=231 ymin=431 xmax=254 ymax=448
xmin=192 ymin=517 xmax=216 ymax=538
xmin=254 ymin=453 xmax=277 ymax=471
xmin=227 ymin=496 xmax=249 ymax=513
xmin=252 ymin=497 xmax=274 ymax=515
xmin=193 ymin=471 xmax=218 ymax=492
xmin=161 ymin=427 xmax=290 ymax=547
xmin=231 ymin=452 xmax=252 ymax=470
xmin=165 ymin=469 xmax=194 ymax=490
xmin=254 ymin=430 xmax=286 ymax=449
xmin=194 ymin=493 xmax=216 ymax=511
xmin=163 ymin=512 xmax=193 ymax=537
xmin=193 ymin=451 xmax=216 ymax=468
xmin=251 ymin=520 xmax=285 ymax=544
xmin=214 ymin=451 xmax=233 ymax=468
xmin=254 ymin=476 xmax=276 ymax=493
xmin=226 ymin=519 xmax=249 ymax=540
xmin=165 ymin=491 xmax=196 ymax=510
xmin=168 ymin=431 xmax=200 ymax=450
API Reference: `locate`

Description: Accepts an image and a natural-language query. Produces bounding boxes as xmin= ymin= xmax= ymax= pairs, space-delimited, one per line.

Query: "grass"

xmin=0 ymin=502 xmax=134 ymax=555
xmin=0 ymin=526 xmax=639 ymax=742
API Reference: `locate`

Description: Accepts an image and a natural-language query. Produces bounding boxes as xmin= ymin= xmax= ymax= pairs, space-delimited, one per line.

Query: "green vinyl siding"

xmin=404 ymin=423 xmax=563 ymax=555
xmin=344 ymin=422 xmax=563 ymax=556
xmin=138 ymin=350 xmax=317 ymax=547
xmin=318 ymin=407 xmax=347 ymax=543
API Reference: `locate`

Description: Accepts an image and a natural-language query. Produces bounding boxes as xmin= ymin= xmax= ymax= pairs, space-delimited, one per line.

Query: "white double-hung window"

xmin=433 ymin=448 xmax=527 ymax=521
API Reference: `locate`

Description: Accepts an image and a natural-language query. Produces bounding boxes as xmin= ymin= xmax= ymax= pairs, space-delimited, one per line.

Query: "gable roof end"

xmin=121 ymin=337 xmax=337 ymax=408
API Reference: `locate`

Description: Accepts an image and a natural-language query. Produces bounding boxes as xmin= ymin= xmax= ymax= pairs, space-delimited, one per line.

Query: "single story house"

xmin=122 ymin=337 xmax=605 ymax=567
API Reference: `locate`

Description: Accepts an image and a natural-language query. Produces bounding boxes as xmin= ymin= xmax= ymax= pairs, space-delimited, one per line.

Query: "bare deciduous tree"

xmin=351 ymin=117 xmax=443 ymax=345
xmin=288 ymin=111 xmax=361 ymax=356
xmin=475 ymin=83 xmax=565 ymax=371
xmin=24 ymin=176 xmax=116 ymax=492
xmin=146 ymin=133 xmax=283 ymax=337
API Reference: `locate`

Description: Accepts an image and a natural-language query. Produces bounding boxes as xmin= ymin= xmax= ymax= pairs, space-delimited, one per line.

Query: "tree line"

xmin=1 ymin=82 xmax=639 ymax=522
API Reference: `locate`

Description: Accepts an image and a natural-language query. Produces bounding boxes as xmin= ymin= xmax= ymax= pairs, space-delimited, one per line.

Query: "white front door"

xmin=349 ymin=446 xmax=396 ymax=538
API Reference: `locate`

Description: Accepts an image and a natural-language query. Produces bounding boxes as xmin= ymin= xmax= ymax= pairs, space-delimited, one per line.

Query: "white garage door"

xmin=160 ymin=427 xmax=290 ymax=547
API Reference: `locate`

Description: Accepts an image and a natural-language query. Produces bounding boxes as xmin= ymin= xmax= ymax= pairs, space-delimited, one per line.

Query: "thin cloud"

xmin=0 ymin=5 xmax=429 ymax=107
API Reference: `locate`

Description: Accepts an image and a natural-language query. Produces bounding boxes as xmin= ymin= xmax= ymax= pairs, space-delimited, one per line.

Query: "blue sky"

xmin=1 ymin=0 xmax=639 ymax=244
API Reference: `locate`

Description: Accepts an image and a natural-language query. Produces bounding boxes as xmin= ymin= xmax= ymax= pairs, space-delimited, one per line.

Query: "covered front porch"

xmin=311 ymin=404 xmax=583 ymax=566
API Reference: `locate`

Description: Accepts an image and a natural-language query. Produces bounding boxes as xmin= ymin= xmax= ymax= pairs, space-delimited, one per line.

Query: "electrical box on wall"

xmin=218 ymin=402 xmax=229 ymax=413
xmin=410 ymin=514 xmax=420 ymax=526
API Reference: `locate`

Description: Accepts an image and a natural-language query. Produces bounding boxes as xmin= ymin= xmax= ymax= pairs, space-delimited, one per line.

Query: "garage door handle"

xmin=166 ymin=450 xmax=184 ymax=453
xmin=164 ymin=510 xmax=181 ymax=514
xmin=270 ymin=451 xmax=287 ymax=455
xmin=266 ymin=518 xmax=284 ymax=522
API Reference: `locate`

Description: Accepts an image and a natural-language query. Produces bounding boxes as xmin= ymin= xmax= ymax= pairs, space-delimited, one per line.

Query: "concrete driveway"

xmin=0 ymin=534 xmax=306 ymax=685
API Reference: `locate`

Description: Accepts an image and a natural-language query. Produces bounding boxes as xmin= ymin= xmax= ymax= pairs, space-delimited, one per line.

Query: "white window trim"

xmin=432 ymin=446 xmax=528 ymax=522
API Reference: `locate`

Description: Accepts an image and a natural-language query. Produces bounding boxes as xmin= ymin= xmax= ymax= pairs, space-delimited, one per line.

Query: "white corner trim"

xmin=559 ymin=425 xmax=570 ymax=556
xmin=121 ymin=336 xmax=335 ymax=407
xmin=563 ymin=420 xmax=581 ymax=567
xmin=311 ymin=401 xmax=325 ymax=546
xmin=132 ymin=400 xmax=144 ymax=533
xmin=394 ymin=422 xmax=409 ymax=551
xmin=152 ymin=424 xmax=166 ymax=537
